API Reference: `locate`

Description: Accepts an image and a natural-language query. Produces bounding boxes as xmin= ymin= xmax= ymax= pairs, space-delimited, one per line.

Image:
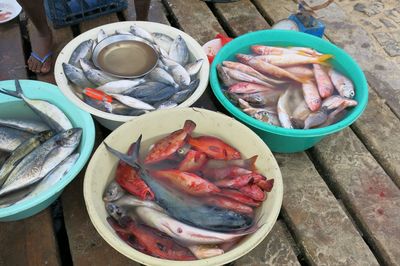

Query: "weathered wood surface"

xmin=311 ymin=128 xmax=400 ymax=265
xmin=276 ymin=152 xmax=378 ymax=265
xmin=233 ymin=220 xmax=300 ymax=266
xmin=124 ymin=0 xmax=170 ymax=25
xmin=0 ymin=18 xmax=27 ymax=80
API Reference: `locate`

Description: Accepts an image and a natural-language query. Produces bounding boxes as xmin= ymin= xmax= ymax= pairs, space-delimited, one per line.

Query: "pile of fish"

xmin=103 ymin=120 xmax=274 ymax=260
xmin=0 ymin=80 xmax=81 ymax=208
xmin=217 ymin=45 xmax=358 ymax=129
xmin=63 ymin=26 xmax=204 ymax=116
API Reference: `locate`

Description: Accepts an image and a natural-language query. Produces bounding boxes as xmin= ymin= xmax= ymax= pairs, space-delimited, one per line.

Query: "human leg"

xmin=135 ymin=0 xmax=151 ymax=21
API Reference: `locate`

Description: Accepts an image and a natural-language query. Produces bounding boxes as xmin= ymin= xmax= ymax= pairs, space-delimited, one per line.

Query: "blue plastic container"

xmin=0 ymin=80 xmax=95 ymax=221
xmin=210 ymin=30 xmax=368 ymax=153
xmin=288 ymin=14 xmax=325 ymax=38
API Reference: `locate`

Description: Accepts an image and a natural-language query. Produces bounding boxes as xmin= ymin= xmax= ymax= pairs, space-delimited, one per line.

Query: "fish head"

xmin=342 ymin=84 xmax=355 ymax=99
xmin=103 ymin=181 xmax=125 ymax=201
xmin=56 ymin=128 xmax=83 ymax=148
xmin=105 ymin=202 xmax=127 ymax=222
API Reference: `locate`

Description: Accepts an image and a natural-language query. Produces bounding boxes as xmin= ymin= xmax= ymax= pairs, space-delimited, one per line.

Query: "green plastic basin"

xmin=210 ymin=30 xmax=368 ymax=153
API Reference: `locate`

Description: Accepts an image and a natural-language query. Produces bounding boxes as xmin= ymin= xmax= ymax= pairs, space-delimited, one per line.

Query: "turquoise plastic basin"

xmin=0 ymin=80 xmax=95 ymax=221
xmin=210 ymin=30 xmax=368 ymax=153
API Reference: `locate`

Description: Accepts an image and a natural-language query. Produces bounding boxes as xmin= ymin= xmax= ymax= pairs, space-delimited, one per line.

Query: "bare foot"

xmin=27 ymin=28 xmax=53 ymax=74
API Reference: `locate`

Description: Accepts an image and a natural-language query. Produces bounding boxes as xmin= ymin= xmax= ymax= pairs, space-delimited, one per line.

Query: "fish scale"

xmin=0 ymin=126 xmax=33 ymax=152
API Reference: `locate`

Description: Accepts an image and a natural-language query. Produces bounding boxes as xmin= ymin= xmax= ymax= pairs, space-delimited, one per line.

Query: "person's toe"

xmin=41 ymin=60 xmax=51 ymax=74
xmin=32 ymin=60 xmax=42 ymax=73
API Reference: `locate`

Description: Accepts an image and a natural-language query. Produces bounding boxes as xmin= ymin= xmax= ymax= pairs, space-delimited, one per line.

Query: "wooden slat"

xmin=0 ymin=18 xmax=27 ymax=80
xmin=79 ymin=13 xmax=120 ymax=33
xmin=311 ymin=128 xmax=400 ymax=264
xmin=276 ymin=152 xmax=379 ymax=265
xmin=0 ymin=209 xmax=61 ymax=266
xmin=123 ymin=0 xmax=170 ymax=25
xmin=162 ymin=0 xmax=226 ymax=45
xmin=233 ymin=220 xmax=300 ymax=266
xmin=213 ymin=0 xmax=270 ymax=36
xmin=352 ymin=89 xmax=400 ymax=188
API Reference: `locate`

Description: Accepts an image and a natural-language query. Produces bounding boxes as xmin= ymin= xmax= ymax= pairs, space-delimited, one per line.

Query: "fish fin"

xmin=0 ymin=87 xmax=21 ymax=98
xmin=297 ymin=76 xmax=311 ymax=84
xmin=15 ymin=80 xmax=24 ymax=96
xmin=104 ymin=141 xmax=140 ymax=169
xmin=247 ymin=155 xmax=258 ymax=171
xmin=317 ymin=54 xmax=333 ymax=63
xmin=296 ymin=50 xmax=313 ymax=57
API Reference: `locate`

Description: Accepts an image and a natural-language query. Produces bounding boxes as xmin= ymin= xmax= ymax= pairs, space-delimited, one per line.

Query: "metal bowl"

xmin=92 ymin=34 xmax=159 ymax=78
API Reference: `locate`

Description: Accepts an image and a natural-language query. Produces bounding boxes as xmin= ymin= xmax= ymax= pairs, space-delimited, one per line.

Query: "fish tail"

xmin=15 ymin=80 xmax=23 ymax=96
xmin=0 ymin=87 xmax=21 ymax=99
xmin=104 ymin=134 xmax=142 ymax=168
xmin=316 ymin=54 xmax=333 ymax=64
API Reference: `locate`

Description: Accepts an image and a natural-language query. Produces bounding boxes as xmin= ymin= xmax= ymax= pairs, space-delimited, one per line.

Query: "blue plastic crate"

xmin=44 ymin=0 xmax=127 ymax=28
xmin=288 ymin=13 xmax=325 ymax=38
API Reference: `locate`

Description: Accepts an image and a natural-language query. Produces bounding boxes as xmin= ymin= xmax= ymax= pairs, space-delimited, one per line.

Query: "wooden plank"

xmin=352 ymin=89 xmax=400 ymax=188
xmin=213 ymin=0 xmax=270 ymax=36
xmin=275 ymin=152 xmax=379 ymax=265
xmin=0 ymin=209 xmax=61 ymax=266
xmin=80 ymin=13 xmax=120 ymax=33
xmin=162 ymin=0 xmax=226 ymax=45
xmin=123 ymin=0 xmax=170 ymax=25
xmin=233 ymin=220 xmax=300 ymax=265
xmin=0 ymin=18 xmax=27 ymax=80
xmin=311 ymin=128 xmax=400 ymax=264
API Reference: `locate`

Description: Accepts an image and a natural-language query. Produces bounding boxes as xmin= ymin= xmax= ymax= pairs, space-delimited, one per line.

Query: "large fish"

xmin=0 ymin=126 xmax=33 ymax=152
xmin=147 ymin=67 xmax=179 ymax=88
xmin=63 ymin=62 xmax=95 ymax=89
xmin=109 ymin=94 xmax=155 ymax=110
xmin=0 ymin=118 xmax=50 ymax=134
xmin=169 ymin=35 xmax=190 ymax=66
xmin=328 ymin=68 xmax=355 ymax=99
xmin=152 ymin=32 xmax=173 ymax=53
xmin=129 ymin=25 xmax=155 ymax=43
xmin=0 ymin=130 xmax=54 ymax=187
xmin=0 ymin=80 xmax=72 ymax=132
xmin=80 ymin=59 xmax=117 ymax=87
xmin=96 ymin=79 xmax=146 ymax=94
xmin=0 ymin=128 xmax=82 ymax=197
xmin=185 ymin=59 xmax=204 ymax=77
xmin=69 ymin=39 xmax=94 ymax=67
xmin=104 ymin=136 xmax=254 ymax=233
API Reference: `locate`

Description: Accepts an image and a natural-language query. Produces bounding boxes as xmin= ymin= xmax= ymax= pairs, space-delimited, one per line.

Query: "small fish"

xmin=97 ymin=29 xmax=108 ymax=43
xmin=69 ymin=39 xmax=94 ymax=67
xmin=0 ymin=126 xmax=33 ymax=152
xmin=83 ymin=95 xmax=113 ymax=113
xmin=168 ymin=64 xmax=191 ymax=86
xmin=319 ymin=105 xmax=348 ymax=128
xmin=313 ymin=64 xmax=334 ymax=98
xmin=328 ymin=68 xmax=355 ymax=98
xmin=0 ymin=118 xmax=50 ymax=134
xmin=255 ymin=54 xmax=332 ymax=67
xmin=304 ymin=108 xmax=328 ymax=129
xmin=0 ymin=185 xmax=36 ymax=208
xmin=0 ymin=80 xmax=73 ymax=132
xmin=109 ymin=94 xmax=155 ymax=110
xmin=228 ymin=82 xmax=276 ymax=94
xmin=291 ymin=100 xmax=311 ymax=121
xmin=302 ymin=80 xmax=321 ymax=112
xmin=127 ymin=81 xmax=167 ymax=98
xmin=185 ymin=59 xmax=204 ymax=77
xmin=169 ymin=79 xmax=199 ymax=103
xmin=112 ymin=194 xmax=164 ymax=212
xmin=217 ymin=64 xmax=240 ymax=87
xmin=236 ymin=54 xmax=308 ymax=83
xmin=223 ymin=66 xmax=275 ymax=87
xmin=233 ymin=90 xmax=282 ymax=107
xmin=139 ymin=86 xmax=178 ymax=104
xmin=80 ymin=59 xmax=117 ymax=86
xmin=0 ymin=130 xmax=54 ymax=187
xmin=130 ymin=25 xmax=155 ymax=43
xmin=238 ymin=99 xmax=280 ymax=126
xmin=161 ymin=55 xmax=180 ymax=68
xmin=277 ymin=89 xmax=294 ymax=128
xmin=321 ymin=95 xmax=358 ymax=111
xmin=0 ymin=128 xmax=82 ymax=197
xmin=169 ymin=35 xmax=190 ymax=66
xmin=152 ymin=32 xmax=173 ymax=53
xmin=96 ymin=79 xmax=146 ymax=94
xmin=284 ymin=65 xmax=314 ymax=79
xmin=62 ymin=63 xmax=95 ymax=89
xmin=103 ymin=180 xmax=125 ymax=202
xmin=147 ymin=67 xmax=179 ymax=88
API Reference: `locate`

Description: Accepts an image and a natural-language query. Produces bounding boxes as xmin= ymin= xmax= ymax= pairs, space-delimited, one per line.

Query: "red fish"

xmin=239 ymin=185 xmax=266 ymax=201
xmin=116 ymin=143 xmax=154 ymax=201
xmin=107 ymin=217 xmax=196 ymax=260
xmin=202 ymin=166 xmax=252 ymax=180
xmin=188 ymin=136 xmax=241 ymax=160
xmin=202 ymin=195 xmax=253 ymax=215
xmin=150 ymin=169 xmax=221 ymax=196
xmin=214 ymin=174 xmax=261 ymax=189
xmin=218 ymin=189 xmax=261 ymax=207
xmin=205 ymin=155 xmax=258 ymax=171
xmin=178 ymin=149 xmax=208 ymax=172
xmin=257 ymin=179 xmax=274 ymax=192
xmin=145 ymin=120 xmax=196 ymax=164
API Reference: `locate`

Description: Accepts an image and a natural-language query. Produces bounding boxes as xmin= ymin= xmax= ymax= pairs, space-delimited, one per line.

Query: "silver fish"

xmin=62 ymin=62 xmax=95 ymax=89
xmin=169 ymin=35 xmax=190 ymax=66
xmin=233 ymin=90 xmax=282 ymax=108
xmin=152 ymin=32 xmax=173 ymax=53
xmin=238 ymin=99 xmax=280 ymax=126
xmin=328 ymin=68 xmax=355 ymax=99
xmin=23 ymin=153 xmax=80 ymax=200
xmin=80 ymin=59 xmax=117 ymax=86
xmin=113 ymin=194 xmax=164 ymax=213
xmin=109 ymin=94 xmax=155 ymax=110
xmin=217 ymin=64 xmax=240 ymax=87
xmin=0 ymin=151 xmax=8 ymax=166
xmin=97 ymin=29 xmax=108 ymax=43
xmin=170 ymin=79 xmax=199 ymax=103
xmin=96 ymin=79 xmax=146 ymax=94
xmin=0 ymin=130 xmax=54 ymax=187
xmin=0 ymin=185 xmax=36 ymax=208
xmin=0 ymin=81 xmax=73 ymax=132
xmin=277 ymin=89 xmax=294 ymax=129
xmin=115 ymin=29 xmax=133 ymax=35
xmin=319 ymin=106 xmax=348 ymax=128
xmin=83 ymin=95 xmax=113 ymax=113
xmin=0 ymin=126 xmax=33 ymax=152
xmin=185 ymin=59 xmax=204 ymax=77
xmin=0 ymin=117 xmax=50 ymax=134
xmin=168 ymin=64 xmax=191 ymax=86
xmin=127 ymin=81 xmax=167 ymax=98
xmin=223 ymin=66 xmax=274 ymax=87
xmin=147 ymin=67 xmax=179 ymax=88
xmin=138 ymin=86 xmax=178 ymax=104
xmin=103 ymin=180 xmax=125 ymax=202
xmin=161 ymin=55 xmax=179 ymax=68
xmin=0 ymin=128 xmax=82 ymax=197
xmin=129 ymin=25 xmax=154 ymax=43
xmin=304 ymin=108 xmax=328 ymax=129
xmin=321 ymin=95 xmax=357 ymax=111
xmin=69 ymin=39 xmax=94 ymax=67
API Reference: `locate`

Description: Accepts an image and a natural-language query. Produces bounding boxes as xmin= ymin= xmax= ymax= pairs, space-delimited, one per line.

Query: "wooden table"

xmin=1 ymin=0 xmax=399 ymax=265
